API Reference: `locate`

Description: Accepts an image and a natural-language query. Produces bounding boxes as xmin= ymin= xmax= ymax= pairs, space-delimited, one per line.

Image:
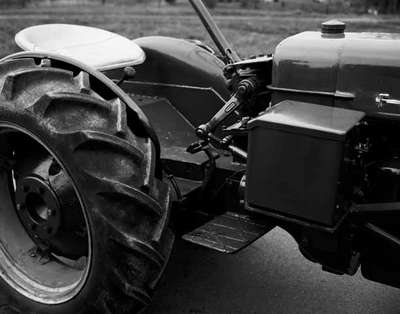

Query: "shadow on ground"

xmin=147 ymin=228 xmax=400 ymax=314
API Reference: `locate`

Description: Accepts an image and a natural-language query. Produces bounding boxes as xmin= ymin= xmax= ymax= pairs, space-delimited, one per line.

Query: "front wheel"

xmin=0 ymin=58 xmax=174 ymax=313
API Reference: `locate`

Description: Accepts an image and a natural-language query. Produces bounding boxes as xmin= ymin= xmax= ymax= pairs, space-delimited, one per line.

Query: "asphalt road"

xmin=148 ymin=228 xmax=400 ymax=314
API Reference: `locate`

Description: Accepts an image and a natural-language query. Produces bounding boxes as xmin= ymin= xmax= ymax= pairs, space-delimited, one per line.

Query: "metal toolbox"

xmin=246 ymin=100 xmax=365 ymax=226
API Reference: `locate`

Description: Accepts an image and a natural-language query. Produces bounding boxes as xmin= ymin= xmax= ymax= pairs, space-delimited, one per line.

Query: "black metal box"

xmin=246 ymin=100 xmax=364 ymax=226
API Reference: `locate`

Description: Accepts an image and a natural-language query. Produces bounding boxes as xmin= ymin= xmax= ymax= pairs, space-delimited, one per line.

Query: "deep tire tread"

xmin=0 ymin=59 xmax=173 ymax=313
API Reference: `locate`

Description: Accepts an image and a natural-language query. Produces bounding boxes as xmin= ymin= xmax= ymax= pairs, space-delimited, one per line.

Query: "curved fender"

xmin=114 ymin=36 xmax=231 ymax=127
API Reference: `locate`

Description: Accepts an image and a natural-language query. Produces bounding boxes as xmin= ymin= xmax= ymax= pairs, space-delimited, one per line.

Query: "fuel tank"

xmin=270 ymin=20 xmax=400 ymax=119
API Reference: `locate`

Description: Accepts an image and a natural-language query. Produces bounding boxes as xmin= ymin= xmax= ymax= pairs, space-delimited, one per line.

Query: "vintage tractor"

xmin=1 ymin=0 xmax=400 ymax=312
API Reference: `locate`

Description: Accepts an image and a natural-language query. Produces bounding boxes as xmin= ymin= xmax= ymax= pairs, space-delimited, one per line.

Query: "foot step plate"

xmin=182 ymin=212 xmax=274 ymax=253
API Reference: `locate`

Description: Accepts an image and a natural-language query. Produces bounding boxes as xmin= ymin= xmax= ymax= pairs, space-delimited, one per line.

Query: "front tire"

xmin=0 ymin=58 xmax=174 ymax=313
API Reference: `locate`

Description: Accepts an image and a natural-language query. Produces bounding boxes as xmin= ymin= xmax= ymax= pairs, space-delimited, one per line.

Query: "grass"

xmin=1 ymin=2 xmax=400 ymax=59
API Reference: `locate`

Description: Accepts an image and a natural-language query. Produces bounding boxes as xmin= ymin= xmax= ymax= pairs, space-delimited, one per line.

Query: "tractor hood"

xmin=270 ymin=20 xmax=400 ymax=118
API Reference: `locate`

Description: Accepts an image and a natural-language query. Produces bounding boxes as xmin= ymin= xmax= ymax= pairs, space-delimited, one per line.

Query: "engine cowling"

xmin=245 ymin=21 xmax=400 ymax=227
xmin=270 ymin=20 xmax=400 ymax=119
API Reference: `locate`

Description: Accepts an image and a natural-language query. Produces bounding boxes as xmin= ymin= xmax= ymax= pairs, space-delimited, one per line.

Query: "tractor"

xmin=0 ymin=0 xmax=400 ymax=312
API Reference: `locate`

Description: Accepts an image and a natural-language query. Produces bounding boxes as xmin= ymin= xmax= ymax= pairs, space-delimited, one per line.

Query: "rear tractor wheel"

xmin=0 ymin=58 xmax=174 ymax=313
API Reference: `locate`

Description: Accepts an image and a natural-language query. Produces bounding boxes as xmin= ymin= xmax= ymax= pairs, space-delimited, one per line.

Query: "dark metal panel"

xmin=114 ymin=36 xmax=230 ymax=127
xmin=131 ymin=95 xmax=209 ymax=180
xmin=248 ymin=100 xmax=364 ymax=141
xmin=272 ymin=31 xmax=342 ymax=94
xmin=124 ymin=81 xmax=227 ymax=128
xmin=336 ymin=36 xmax=400 ymax=117
xmin=246 ymin=101 xmax=364 ymax=226
xmin=133 ymin=36 xmax=228 ymax=89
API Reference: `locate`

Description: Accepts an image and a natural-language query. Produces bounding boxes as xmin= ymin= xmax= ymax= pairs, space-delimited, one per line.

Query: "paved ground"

xmin=147 ymin=228 xmax=400 ymax=314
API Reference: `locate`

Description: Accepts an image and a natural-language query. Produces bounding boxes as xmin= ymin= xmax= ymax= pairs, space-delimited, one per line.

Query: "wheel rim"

xmin=0 ymin=124 xmax=91 ymax=304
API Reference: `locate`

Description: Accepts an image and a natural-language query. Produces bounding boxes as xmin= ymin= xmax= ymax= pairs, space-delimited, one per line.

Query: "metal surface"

xmin=14 ymin=154 xmax=87 ymax=259
xmin=352 ymin=202 xmax=400 ymax=214
xmin=182 ymin=212 xmax=274 ymax=253
xmin=376 ymin=93 xmax=400 ymax=108
xmin=113 ymin=36 xmax=231 ymax=128
xmin=0 ymin=126 xmax=91 ymax=305
xmin=16 ymin=176 xmax=62 ymax=239
xmin=271 ymin=31 xmax=400 ymax=118
xmin=321 ymin=19 xmax=346 ymax=34
xmin=246 ymin=101 xmax=364 ymax=225
xmin=248 ymin=100 xmax=365 ymax=140
xmin=365 ymin=223 xmax=400 ymax=248
xmin=132 ymin=94 xmax=209 ymax=180
xmin=15 ymin=24 xmax=146 ymax=71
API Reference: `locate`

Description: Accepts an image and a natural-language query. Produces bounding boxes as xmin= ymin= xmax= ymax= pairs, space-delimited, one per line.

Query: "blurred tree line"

xmin=354 ymin=0 xmax=400 ymax=13
xmin=3 ymin=0 xmax=400 ymax=14
xmin=166 ymin=0 xmax=400 ymax=12
xmin=165 ymin=0 xmax=260 ymax=9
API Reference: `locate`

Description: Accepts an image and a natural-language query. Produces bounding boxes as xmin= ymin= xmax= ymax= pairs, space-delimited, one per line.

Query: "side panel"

xmin=102 ymin=36 xmax=242 ymax=185
xmin=246 ymin=101 xmax=365 ymax=226
xmin=106 ymin=36 xmax=230 ymax=127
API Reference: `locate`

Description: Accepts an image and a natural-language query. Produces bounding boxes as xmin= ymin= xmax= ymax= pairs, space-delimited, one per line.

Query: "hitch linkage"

xmin=187 ymin=77 xmax=256 ymax=160
xmin=196 ymin=77 xmax=257 ymax=137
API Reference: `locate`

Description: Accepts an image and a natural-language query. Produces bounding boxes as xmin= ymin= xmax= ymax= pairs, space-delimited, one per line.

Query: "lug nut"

xmin=47 ymin=209 xmax=55 ymax=217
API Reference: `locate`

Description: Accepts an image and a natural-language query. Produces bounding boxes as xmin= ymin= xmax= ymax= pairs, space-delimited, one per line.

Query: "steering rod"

xmin=188 ymin=0 xmax=240 ymax=64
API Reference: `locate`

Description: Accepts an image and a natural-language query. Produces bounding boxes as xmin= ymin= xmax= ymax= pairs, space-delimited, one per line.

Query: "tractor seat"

xmin=15 ymin=24 xmax=146 ymax=71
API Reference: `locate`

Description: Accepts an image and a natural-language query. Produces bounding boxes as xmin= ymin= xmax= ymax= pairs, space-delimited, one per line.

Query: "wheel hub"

xmin=12 ymin=153 xmax=88 ymax=259
xmin=16 ymin=176 xmax=61 ymax=241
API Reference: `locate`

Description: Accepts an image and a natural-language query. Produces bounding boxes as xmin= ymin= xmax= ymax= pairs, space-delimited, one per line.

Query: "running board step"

xmin=182 ymin=212 xmax=274 ymax=253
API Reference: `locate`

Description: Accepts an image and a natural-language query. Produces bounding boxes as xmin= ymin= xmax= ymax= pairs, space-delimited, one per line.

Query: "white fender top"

xmin=15 ymin=24 xmax=146 ymax=71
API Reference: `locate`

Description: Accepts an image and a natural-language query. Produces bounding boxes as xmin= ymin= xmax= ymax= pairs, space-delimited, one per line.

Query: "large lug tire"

xmin=0 ymin=58 xmax=174 ymax=313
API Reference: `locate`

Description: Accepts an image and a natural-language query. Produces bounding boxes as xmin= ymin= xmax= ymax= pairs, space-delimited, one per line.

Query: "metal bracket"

xmin=376 ymin=93 xmax=400 ymax=108
xmin=351 ymin=202 xmax=400 ymax=215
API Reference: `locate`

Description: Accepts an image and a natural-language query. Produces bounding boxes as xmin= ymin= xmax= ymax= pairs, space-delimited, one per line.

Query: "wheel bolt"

xmin=47 ymin=209 xmax=55 ymax=217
